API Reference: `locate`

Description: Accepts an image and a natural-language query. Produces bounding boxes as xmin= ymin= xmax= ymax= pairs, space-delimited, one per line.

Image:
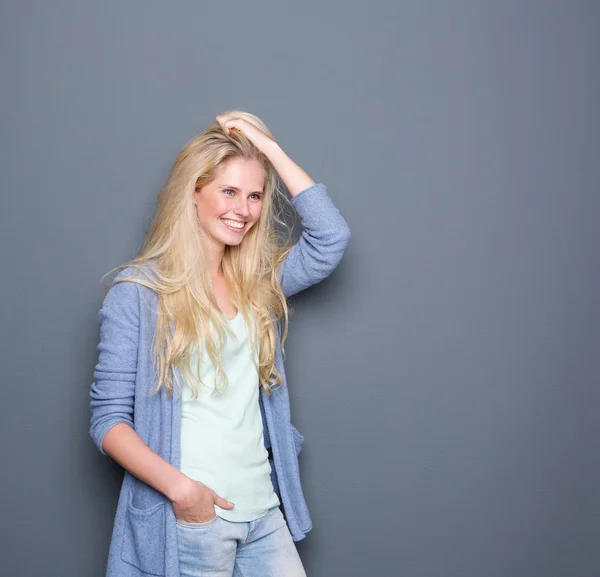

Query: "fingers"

xmin=215 ymin=114 xmax=229 ymax=129
xmin=212 ymin=491 xmax=235 ymax=509
xmin=215 ymin=114 xmax=241 ymax=135
xmin=214 ymin=115 xmax=273 ymax=153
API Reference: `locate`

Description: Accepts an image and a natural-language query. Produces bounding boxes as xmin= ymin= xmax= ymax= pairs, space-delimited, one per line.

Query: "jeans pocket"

xmin=176 ymin=513 xmax=219 ymax=529
xmin=120 ymin=490 xmax=166 ymax=575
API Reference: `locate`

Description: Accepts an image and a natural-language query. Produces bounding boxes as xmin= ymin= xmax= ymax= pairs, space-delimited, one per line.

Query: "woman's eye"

xmin=224 ymin=189 xmax=262 ymax=201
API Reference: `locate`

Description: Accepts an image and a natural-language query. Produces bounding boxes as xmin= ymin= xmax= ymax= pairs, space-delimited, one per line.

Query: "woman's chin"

xmin=221 ymin=233 xmax=244 ymax=246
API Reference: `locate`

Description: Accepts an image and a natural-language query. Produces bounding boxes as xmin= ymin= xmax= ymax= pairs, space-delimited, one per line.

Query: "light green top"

xmin=179 ymin=310 xmax=280 ymax=522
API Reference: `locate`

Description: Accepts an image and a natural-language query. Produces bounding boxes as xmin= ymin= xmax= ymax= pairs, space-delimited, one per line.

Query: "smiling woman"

xmin=90 ymin=109 xmax=351 ymax=577
xmin=194 ymin=159 xmax=265 ymax=247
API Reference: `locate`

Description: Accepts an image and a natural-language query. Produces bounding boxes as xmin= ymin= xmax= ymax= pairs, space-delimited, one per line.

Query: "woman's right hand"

xmin=170 ymin=477 xmax=235 ymax=523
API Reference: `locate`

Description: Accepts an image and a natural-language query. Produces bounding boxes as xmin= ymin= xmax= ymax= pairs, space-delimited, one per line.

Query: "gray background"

xmin=1 ymin=1 xmax=598 ymax=576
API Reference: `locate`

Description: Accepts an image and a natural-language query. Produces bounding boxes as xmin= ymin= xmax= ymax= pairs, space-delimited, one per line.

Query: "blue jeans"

xmin=176 ymin=505 xmax=307 ymax=577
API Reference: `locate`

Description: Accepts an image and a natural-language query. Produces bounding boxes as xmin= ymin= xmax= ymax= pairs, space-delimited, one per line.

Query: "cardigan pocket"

xmin=291 ymin=424 xmax=304 ymax=456
xmin=120 ymin=489 xmax=166 ymax=576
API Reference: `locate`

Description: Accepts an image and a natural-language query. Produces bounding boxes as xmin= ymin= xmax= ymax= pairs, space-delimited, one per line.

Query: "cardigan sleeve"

xmin=89 ymin=279 xmax=139 ymax=456
xmin=279 ymin=183 xmax=351 ymax=298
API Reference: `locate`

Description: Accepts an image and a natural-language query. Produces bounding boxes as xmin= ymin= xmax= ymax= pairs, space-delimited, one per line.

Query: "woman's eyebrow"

xmin=221 ymin=185 xmax=264 ymax=194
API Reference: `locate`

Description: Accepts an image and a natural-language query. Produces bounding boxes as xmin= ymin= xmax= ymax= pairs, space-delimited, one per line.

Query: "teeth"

xmin=222 ymin=219 xmax=244 ymax=229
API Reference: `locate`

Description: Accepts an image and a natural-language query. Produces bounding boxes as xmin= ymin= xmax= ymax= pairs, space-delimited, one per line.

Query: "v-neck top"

xmin=179 ymin=310 xmax=280 ymax=521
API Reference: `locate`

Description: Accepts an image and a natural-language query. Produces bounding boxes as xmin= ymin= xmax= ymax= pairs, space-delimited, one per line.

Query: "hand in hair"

xmin=215 ymin=114 xmax=277 ymax=155
xmin=215 ymin=112 xmax=315 ymax=196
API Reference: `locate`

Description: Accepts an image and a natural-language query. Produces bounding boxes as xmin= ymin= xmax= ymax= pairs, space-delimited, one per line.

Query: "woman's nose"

xmin=233 ymin=197 xmax=250 ymax=216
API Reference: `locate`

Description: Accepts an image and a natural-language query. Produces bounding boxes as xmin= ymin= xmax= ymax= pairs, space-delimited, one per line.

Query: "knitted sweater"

xmin=89 ymin=182 xmax=351 ymax=577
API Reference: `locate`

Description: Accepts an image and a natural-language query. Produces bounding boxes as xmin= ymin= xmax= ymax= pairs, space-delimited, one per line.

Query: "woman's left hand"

xmin=216 ymin=113 xmax=315 ymax=195
xmin=215 ymin=115 xmax=278 ymax=155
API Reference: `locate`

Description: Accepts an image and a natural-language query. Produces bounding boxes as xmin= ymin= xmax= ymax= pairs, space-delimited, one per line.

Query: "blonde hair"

xmin=103 ymin=110 xmax=297 ymax=400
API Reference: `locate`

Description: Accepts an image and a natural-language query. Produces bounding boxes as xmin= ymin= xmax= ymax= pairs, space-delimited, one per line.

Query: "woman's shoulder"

xmin=114 ymin=259 xmax=158 ymax=282
xmin=109 ymin=259 xmax=159 ymax=290
xmin=105 ymin=261 xmax=159 ymax=303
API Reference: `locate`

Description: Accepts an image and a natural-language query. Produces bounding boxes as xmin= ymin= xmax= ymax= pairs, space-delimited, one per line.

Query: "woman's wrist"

xmin=167 ymin=472 xmax=196 ymax=505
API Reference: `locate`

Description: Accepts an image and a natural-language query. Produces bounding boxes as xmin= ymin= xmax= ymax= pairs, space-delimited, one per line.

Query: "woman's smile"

xmin=221 ymin=218 xmax=248 ymax=233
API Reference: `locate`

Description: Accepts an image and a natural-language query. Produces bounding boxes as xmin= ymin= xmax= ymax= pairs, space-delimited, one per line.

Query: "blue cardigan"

xmin=89 ymin=182 xmax=351 ymax=577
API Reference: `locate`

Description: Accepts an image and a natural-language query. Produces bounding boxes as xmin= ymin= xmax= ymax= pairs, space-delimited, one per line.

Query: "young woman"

xmin=90 ymin=111 xmax=351 ymax=577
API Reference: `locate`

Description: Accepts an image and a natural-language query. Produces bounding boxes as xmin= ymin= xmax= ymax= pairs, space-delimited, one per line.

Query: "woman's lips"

xmin=221 ymin=218 xmax=247 ymax=233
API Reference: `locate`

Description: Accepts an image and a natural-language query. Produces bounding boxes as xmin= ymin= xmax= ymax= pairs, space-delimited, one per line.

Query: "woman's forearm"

xmin=102 ymin=423 xmax=193 ymax=504
xmin=263 ymin=141 xmax=315 ymax=198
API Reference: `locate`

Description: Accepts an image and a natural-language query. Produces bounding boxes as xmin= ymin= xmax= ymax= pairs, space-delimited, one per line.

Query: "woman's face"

xmin=194 ymin=157 xmax=265 ymax=250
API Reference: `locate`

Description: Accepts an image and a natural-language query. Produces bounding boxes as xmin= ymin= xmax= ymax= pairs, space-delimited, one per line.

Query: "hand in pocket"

xmin=171 ymin=478 xmax=234 ymax=523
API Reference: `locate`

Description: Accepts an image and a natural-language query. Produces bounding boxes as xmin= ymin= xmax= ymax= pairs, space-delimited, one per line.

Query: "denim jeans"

xmin=176 ymin=505 xmax=307 ymax=577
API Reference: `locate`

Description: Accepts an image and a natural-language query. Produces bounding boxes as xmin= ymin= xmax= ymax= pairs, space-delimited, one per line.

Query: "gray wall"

xmin=1 ymin=1 xmax=598 ymax=576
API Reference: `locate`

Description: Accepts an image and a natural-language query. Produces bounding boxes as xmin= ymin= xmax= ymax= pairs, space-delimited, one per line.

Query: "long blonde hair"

xmin=103 ymin=110 xmax=297 ymax=400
